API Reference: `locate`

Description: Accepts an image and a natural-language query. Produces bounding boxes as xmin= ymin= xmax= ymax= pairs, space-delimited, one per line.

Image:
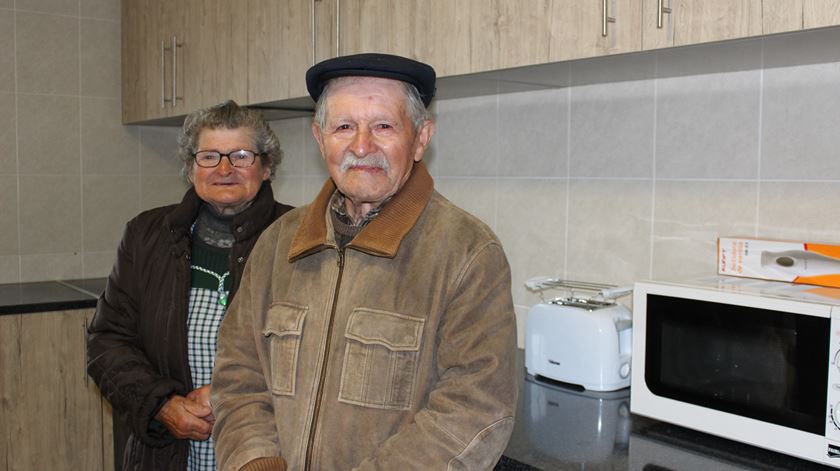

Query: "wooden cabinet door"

xmin=804 ymin=0 xmax=840 ymax=28
xmin=547 ymin=0 xmax=643 ymax=62
xmin=248 ymin=0 xmax=315 ymax=104
xmin=335 ymin=0 xmax=641 ymax=77
xmin=179 ymin=0 xmax=249 ymax=112
xmin=0 ymin=310 xmax=107 ymax=470
xmin=642 ymin=0 xmax=762 ymax=50
xmin=122 ymin=0 xmax=168 ymax=123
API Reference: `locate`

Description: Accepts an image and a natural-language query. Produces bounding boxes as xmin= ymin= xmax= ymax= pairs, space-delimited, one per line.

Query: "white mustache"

xmin=339 ymin=153 xmax=391 ymax=173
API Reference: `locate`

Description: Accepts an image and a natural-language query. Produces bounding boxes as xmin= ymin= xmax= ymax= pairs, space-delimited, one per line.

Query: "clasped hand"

xmin=155 ymin=385 xmax=215 ymax=440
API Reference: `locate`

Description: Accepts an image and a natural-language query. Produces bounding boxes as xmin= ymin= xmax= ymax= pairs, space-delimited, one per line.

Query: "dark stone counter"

xmin=0 ymin=278 xmax=106 ymax=315
xmin=496 ymin=351 xmax=836 ymax=470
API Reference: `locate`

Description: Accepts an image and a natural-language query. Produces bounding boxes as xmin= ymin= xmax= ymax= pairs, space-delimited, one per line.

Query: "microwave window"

xmin=645 ymin=294 xmax=829 ymax=435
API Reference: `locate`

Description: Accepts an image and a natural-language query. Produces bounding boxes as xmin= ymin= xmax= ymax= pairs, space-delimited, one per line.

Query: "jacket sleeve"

xmin=211 ymin=244 xmax=284 ymax=471
xmin=355 ymin=241 xmax=518 ymax=471
xmin=86 ymin=218 xmax=185 ymax=447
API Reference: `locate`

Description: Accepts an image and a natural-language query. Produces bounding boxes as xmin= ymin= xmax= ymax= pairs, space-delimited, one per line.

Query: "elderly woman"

xmin=87 ymin=100 xmax=293 ymax=471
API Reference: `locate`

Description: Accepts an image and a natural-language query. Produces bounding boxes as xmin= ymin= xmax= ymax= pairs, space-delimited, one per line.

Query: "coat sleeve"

xmin=211 ymin=242 xmax=285 ymax=471
xmin=86 ymin=218 xmax=185 ymax=447
xmin=354 ymin=241 xmax=518 ymax=471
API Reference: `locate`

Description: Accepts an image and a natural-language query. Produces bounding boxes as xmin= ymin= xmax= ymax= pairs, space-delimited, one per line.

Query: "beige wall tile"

xmin=83 ymin=175 xmax=138 ymax=252
xmin=652 ymin=181 xmax=758 ymax=282
xmin=656 ymin=40 xmax=762 ymax=179
xmin=271 ymin=174 xmax=307 ymax=208
xmin=301 ymin=176 xmax=328 ymax=205
xmin=18 ymin=175 xmax=81 ymax=254
xmin=762 ymin=28 xmax=840 ymax=180
xmin=139 ymin=126 xmax=182 ymax=176
xmin=17 ymin=94 xmax=80 ymax=175
xmin=269 ymin=117 xmax=308 ymax=177
xmin=81 ymin=18 xmax=120 ymax=98
xmin=17 ymin=0 xmax=77 ymax=15
xmin=432 ymin=95 xmax=498 ymax=177
xmin=140 ymin=175 xmax=187 ymax=211
xmin=497 ymin=89 xmax=568 ymax=178
xmin=758 ymin=181 xmax=840 ymax=242
xmin=20 ymin=252 xmax=83 ymax=282
xmin=514 ymin=305 xmax=528 ymax=349
xmin=16 ymin=12 xmax=79 ymax=95
xmin=0 ymin=93 xmax=15 ymax=172
xmin=435 ymin=177 xmax=497 ymax=229
xmin=0 ymin=10 xmax=13 ymax=93
xmin=83 ymin=251 xmax=116 ymax=279
xmin=82 ymin=97 xmax=140 ymax=175
xmin=0 ymin=255 xmax=20 ymax=284
xmin=302 ymin=124 xmax=330 ymax=179
xmin=569 ymin=54 xmax=655 ymax=178
xmin=0 ymin=175 xmax=18 ymax=255
xmin=81 ymin=0 xmax=119 ymax=20
xmin=566 ymin=179 xmax=653 ymax=286
xmin=495 ymin=178 xmax=566 ymax=308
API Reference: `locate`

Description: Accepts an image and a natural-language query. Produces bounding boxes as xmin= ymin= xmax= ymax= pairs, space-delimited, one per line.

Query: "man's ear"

xmin=311 ymin=122 xmax=327 ymax=161
xmin=413 ymin=120 xmax=436 ymax=163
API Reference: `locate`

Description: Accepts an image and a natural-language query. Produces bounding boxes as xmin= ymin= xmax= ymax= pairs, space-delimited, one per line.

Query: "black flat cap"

xmin=306 ymin=53 xmax=436 ymax=107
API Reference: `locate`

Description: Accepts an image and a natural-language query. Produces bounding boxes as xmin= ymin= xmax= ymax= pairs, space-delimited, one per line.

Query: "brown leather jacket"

xmin=212 ymin=164 xmax=518 ymax=471
xmin=86 ymin=182 xmax=292 ymax=471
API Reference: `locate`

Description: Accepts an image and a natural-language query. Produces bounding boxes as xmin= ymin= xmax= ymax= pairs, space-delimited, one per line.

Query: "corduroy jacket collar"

xmin=288 ymin=162 xmax=434 ymax=261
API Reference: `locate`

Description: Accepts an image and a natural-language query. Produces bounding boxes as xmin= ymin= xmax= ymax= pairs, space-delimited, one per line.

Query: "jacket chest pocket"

xmin=339 ymin=308 xmax=425 ymax=410
xmin=262 ymin=302 xmax=307 ymax=396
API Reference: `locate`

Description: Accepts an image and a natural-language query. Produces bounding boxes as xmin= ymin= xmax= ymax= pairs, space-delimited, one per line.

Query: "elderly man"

xmin=211 ymin=53 xmax=517 ymax=471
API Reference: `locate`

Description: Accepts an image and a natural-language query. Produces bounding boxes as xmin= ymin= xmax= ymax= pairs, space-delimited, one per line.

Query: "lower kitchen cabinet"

xmin=0 ymin=309 xmax=113 ymax=471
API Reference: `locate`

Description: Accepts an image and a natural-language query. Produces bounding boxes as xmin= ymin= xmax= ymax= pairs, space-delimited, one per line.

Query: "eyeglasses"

xmin=192 ymin=150 xmax=263 ymax=168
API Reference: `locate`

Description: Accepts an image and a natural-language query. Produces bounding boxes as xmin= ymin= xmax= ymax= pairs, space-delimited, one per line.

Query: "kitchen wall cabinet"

xmin=0 ymin=309 xmax=113 ymax=471
xmin=804 ymin=0 xmax=840 ymax=28
xmin=121 ymin=0 xmax=247 ymax=123
xmin=121 ymin=0 xmax=840 ymax=124
xmin=335 ymin=0 xmax=641 ymax=76
xmin=641 ymin=0 xmax=762 ymax=50
xmin=247 ymin=0 xmax=318 ymax=105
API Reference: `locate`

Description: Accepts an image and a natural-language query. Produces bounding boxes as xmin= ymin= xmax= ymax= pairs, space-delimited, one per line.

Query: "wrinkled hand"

xmin=154 ymin=391 xmax=213 ymax=440
xmin=186 ymin=384 xmax=215 ymax=425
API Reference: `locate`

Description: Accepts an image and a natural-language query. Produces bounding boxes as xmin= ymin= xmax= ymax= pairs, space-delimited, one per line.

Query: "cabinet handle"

xmin=172 ymin=35 xmax=179 ymax=108
xmin=657 ymin=0 xmax=672 ymax=28
xmin=602 ymin=0 xmax=616 ymax=37
xmin=160 ymin=40 xmax=166 ymax=108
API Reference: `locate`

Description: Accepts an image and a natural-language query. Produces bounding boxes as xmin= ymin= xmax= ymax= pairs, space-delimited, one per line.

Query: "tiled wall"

xmin=0 ymin=0 xmax=187 ymax=283
xmin=271 ymin=27 xmax=840 ymax=347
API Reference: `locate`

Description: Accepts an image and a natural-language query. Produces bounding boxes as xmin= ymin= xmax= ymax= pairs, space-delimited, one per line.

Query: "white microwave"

xmin=631 ymin=277 xmax=840 ymax=468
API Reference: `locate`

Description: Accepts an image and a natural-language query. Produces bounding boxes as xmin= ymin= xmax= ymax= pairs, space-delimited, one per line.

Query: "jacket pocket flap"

xmin=345 ymin=308 xmax=424 ymax=351
xmin=262 ymin=302 xmax=308 ymax=337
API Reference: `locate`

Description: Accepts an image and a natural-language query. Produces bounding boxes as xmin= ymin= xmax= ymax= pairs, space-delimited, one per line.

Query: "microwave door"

xmin=645 ymin=294 xmax=830 ymax=435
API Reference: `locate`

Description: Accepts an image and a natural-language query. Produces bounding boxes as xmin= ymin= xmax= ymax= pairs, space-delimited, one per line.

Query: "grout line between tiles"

xmin=562 ymin=67 xmax=571 ymax=281
xmin=755 ymin=38 xmax=765 ymax=238
xmin=649 ymin=52 xmax=659 ymax=281
xmin=14 ymin=5 xmax=21 ymax=282
xmin=79 ymin=11 xmax=85 ymax=277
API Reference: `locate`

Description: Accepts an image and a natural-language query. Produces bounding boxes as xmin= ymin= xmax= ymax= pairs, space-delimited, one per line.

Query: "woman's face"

xmin=190 ymin=127 xmax=271 ymax=216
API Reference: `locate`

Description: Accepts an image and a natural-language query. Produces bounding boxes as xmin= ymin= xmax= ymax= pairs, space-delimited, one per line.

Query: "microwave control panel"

xmin=827 ymin=306 xmax=840 ymax=440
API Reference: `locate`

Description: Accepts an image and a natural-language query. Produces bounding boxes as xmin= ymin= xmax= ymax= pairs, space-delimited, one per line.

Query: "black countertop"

xmin=0 ymin=278 xmax=106 ymax=315
xmin=496 ymin=351 xmax=836 ymax=471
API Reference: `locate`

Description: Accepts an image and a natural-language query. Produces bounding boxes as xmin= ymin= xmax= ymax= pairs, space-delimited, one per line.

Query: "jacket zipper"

xmin=304 ymin=248 xmax=346 ymax=470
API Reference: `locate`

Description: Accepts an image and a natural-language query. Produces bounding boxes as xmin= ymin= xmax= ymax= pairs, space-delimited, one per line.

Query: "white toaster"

xmin=525 ymin=298 xmax=632 ymax=391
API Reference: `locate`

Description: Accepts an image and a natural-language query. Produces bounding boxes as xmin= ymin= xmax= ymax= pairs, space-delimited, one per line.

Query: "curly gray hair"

xmin=177 ymin=100 xmax=281 ymax=180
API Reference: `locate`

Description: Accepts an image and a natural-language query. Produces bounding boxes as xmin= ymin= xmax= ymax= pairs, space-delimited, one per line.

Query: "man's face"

xmin=312 ymin=76 xmax=434 ymax=209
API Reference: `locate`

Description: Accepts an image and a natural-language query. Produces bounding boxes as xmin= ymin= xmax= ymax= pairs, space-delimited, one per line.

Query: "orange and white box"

xmin=718 ymin=237 xmax=840 ymax=288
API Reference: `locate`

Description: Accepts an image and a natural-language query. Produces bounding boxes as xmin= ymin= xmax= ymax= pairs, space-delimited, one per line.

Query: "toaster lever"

xmin=614 ymin=319 xmax=632 ymax=332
